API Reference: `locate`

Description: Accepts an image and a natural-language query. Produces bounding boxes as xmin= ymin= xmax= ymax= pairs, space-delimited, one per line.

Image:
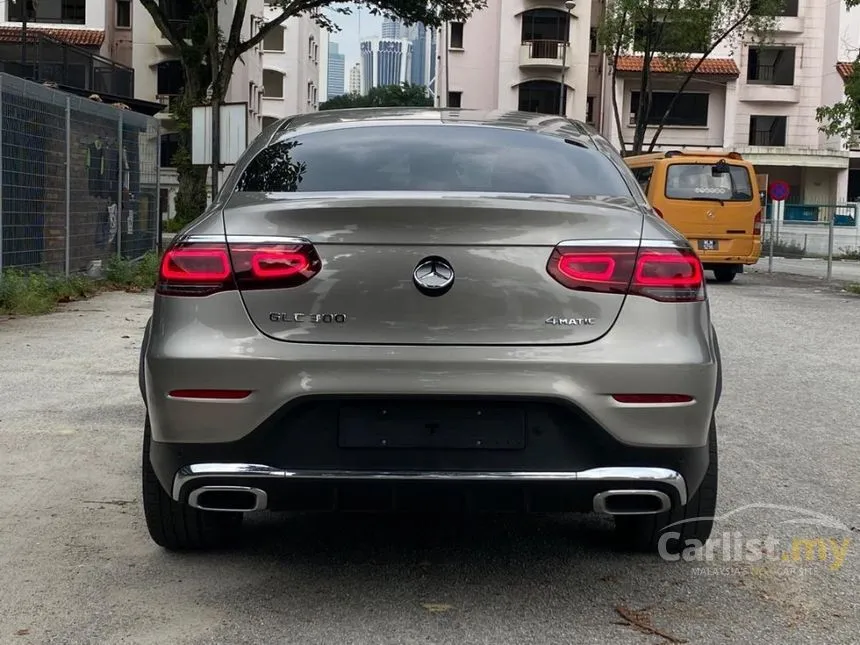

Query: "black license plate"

xmin=337 ymin=403 xmax=526 ymax=450
xmin=698 ymin=239 xmax=719 ymax=251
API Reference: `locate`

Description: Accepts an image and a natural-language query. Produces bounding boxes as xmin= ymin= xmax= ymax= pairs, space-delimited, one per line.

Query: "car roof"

xmin=267 ymin=107 xmax=597 ymax=148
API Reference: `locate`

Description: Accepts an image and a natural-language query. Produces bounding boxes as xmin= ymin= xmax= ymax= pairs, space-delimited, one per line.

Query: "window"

xmin=586 ymin=96 xmax=595 ymax=124
xmin=631 ymin=166 xmax=653 ymax=194
xmin=629 ymin=91 xmax=709 ymax=127
xmin=263 ymin=69 xmax=284 ymax=98
xmin=262 ymin=116 xmax=279 ymax=129
xmin=9 ymin=0 xmax=85 ymax=24
xmin=518 ymin=80 xmax=564 ymax=115
xmin=308 ymin=36 xmax=315 ymax=59
xmin=235 ymin=125 xmax=633 ymax=198
xmin=248 ymin=82 xmax=255 ymax=114
xmin=747 ymin=47 xmax=795 ymax=85
xmin=633 ymin=17 xmax=709 ymax=53
xmin=665 ymin=163 xmax=754 ymax=202
xmin=156 ymin=60 xmax=185 ymax=96
xmin=449 ymin=22 xmax=464 ymax=49
xmin=116 ymin=0 xmax=131 ymax=28
xmin=160 ymin=133 xmax=181 ymax=168
xmin=447 ymin=91 xmax=462 ymax=108
xmin=521 ymin=9 xmax=569 ymax=43
xmin=263 ymin=26 xmax=285 ymax=51
xmin=749 ymin=115 xmax=787 ymax=146
xmin=589 ymin=27 xmax=598 ymax=54
xmin=752 ymin=0 xmax=799 ymax=17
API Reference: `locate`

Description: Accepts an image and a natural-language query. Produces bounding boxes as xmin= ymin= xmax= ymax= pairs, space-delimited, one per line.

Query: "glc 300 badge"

xmin=545 ymin=316 xmax=596 ymax=326
xmin=269 ymin=312 xmax=347 ymax=323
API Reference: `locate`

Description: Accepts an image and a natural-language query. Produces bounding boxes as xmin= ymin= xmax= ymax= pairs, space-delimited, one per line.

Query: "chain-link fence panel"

xmin=0 ymin=73 xmax=160 ymax=276
xmin=0 ymin=74 xmax=68 ymax=273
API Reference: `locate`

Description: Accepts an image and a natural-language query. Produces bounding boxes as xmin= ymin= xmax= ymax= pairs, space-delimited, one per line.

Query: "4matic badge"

xmin=545 ymin=316 xmax=596 ymax=326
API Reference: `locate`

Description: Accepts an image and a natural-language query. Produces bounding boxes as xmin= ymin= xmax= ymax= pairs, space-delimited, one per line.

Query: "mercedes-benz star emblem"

xmin=413 ymin=256 xmax=455 ymax=296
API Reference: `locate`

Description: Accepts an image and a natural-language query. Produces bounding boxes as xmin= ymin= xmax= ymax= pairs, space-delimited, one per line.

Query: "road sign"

xmin=768 ymin=180 xmax=790 ymax=202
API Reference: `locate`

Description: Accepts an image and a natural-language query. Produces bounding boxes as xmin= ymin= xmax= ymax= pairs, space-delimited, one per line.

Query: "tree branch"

xmin=646 ymin=9 xmax=752 ymax=151
xmin=138 ymin=0 xmax=187 ymax=53
xmin=238 ymin=0 xmax=329 ymax=55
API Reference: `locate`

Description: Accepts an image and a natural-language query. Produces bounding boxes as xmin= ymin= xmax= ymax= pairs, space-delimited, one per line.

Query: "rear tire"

xmin=712 ymin=267 xmax=736 ymax=283
xmin=613 ymin=417 xmax=718 ymax=555
xmin=141 ymin=415 xmax=243 ymax=551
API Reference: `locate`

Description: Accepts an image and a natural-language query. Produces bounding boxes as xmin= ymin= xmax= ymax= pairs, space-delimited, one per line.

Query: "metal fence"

xmin=761 ymin=202 xmax=860 ymax=283
xmin=0 ymin=73 xmax=160 ymax=275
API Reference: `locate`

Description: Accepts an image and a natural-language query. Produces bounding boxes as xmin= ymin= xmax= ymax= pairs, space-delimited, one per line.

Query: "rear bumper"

xmin=144 ymin=291 xmax=718 ymax=450
xmin=148 ymin=393 xmax=711 ymax=511
xmin=164 ymin=461 xmax=689 ymax=515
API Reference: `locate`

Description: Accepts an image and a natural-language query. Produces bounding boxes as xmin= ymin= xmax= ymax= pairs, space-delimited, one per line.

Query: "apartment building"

xmin=260 ymin=5 xmax=321 ymax=123
xmin=0 ymin=0 xmax=133 ymax=67
xmin=133 ymin=1 xmax=319 ymax=219
xmin=133 ymin=0 xmax=264 ymax=219
xmin=601 ymin=0 xmax=859 ymax=205
xmin=436 ymin=0 xmax=594 ymax=121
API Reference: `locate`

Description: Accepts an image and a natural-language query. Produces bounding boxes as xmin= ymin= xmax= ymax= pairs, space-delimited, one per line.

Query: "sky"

xmin=324 ymin=4 xmax=383 ymax=72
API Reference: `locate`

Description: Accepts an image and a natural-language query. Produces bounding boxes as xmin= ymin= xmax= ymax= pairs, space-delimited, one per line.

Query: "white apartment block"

xmin=133 ymin=0 xmax=319 ymax=219
xmin=133 ymin=0 xmax=265 ymax=218
xmin=260 ymin=5 xmax=321 ymax=124
xmin=436 ymin=0 xmax=595 ymax=122
xmin=602 ymin=0 xmax=860 ymax=205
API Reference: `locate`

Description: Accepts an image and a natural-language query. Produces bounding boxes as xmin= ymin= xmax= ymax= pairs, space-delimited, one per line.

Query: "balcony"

xmin=772 ymin=16 xmax=804 ymax=34
xmin=0 ymin=33 xmax=134 ymax=99
xmin=520 ymin=40 xmax=568 ymax=68
xmin=155 ymin=94 xmax=180 ymax=122
xmin=739 ymin=83 xmax=800 ymax=103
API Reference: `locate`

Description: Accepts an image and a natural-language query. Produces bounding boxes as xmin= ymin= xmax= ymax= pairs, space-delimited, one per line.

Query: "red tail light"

xmin=753 ymin=211 xmax=762 ymax=236
xmin=158 ymin=240 xmax=321 ymax=296
xmin=547 ymin=244 xmax=704 ymax=302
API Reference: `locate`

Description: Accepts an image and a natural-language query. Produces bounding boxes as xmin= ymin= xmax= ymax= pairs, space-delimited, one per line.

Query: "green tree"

xmin=319 ymin=83 xmax=434 ymax=110
xmin=816 ymin=1 xmax=860 ymax=145
xmin=598 ymin=0 xmax=779 ymax=155
xmin=141 ymin=0 xmax=486 ymax=227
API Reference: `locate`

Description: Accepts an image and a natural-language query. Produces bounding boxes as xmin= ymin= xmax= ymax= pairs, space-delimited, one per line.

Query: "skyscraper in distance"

xmin=349 ymin=63 xmax=361 ymax=94
xmin=381 ymin=17 xmax=401 ymax=39
xmin=360 ymin=38 xmax=413 ymax=93
xmin=326 ymin=41 xmax=346 ymax=100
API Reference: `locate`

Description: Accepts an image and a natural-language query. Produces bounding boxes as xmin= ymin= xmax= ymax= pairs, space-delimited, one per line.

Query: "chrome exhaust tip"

xmin=187 ymin=486 xmax=268 ymax=512
xmin=593 ymin=489 xmax=671 ymax=516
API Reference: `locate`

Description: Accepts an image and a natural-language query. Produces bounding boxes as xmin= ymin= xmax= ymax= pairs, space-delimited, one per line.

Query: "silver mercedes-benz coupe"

xmin=140 ymin=108 xmax=721 ymax=554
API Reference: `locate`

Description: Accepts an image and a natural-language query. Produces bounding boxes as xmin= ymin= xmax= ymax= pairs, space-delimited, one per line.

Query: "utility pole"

xmin=20 ymin=0 xmax=29 ymax=73
xmin=558 ymin=1 xmax=577 ymax=117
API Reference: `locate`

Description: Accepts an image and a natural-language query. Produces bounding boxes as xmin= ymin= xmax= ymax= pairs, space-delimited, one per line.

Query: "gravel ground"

xmin=0 ymin=273 xmax=858 ymax=645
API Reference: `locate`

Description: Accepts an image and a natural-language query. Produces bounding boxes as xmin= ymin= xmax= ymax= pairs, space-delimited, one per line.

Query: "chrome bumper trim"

xmin=172 ymin=464 xmax=687 ymax=506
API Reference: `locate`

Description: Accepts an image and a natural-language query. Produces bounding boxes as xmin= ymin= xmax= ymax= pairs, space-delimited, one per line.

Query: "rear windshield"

xmin=665 ymin=162 xmax=753 ymax=202
xmin=235 ymin=125 xmax=633 ymax=197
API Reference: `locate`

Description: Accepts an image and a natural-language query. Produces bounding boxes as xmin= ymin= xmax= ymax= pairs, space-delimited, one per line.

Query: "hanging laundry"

xmin=107 ymin=202 xmax=118 ymax=247
xmin=86 ymin=139 xmax=106 ymax=198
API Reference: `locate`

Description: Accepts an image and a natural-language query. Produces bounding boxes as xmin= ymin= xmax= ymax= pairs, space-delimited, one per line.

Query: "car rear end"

xmin=141 ymin=113 xmax=718 ymax=546
xmin=654 ymin=153 xmax=762 ymax=281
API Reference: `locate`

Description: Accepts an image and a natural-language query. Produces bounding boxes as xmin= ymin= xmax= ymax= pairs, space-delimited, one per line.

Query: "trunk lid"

xmin=224 ymin=192 xmax=644 ymax=346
